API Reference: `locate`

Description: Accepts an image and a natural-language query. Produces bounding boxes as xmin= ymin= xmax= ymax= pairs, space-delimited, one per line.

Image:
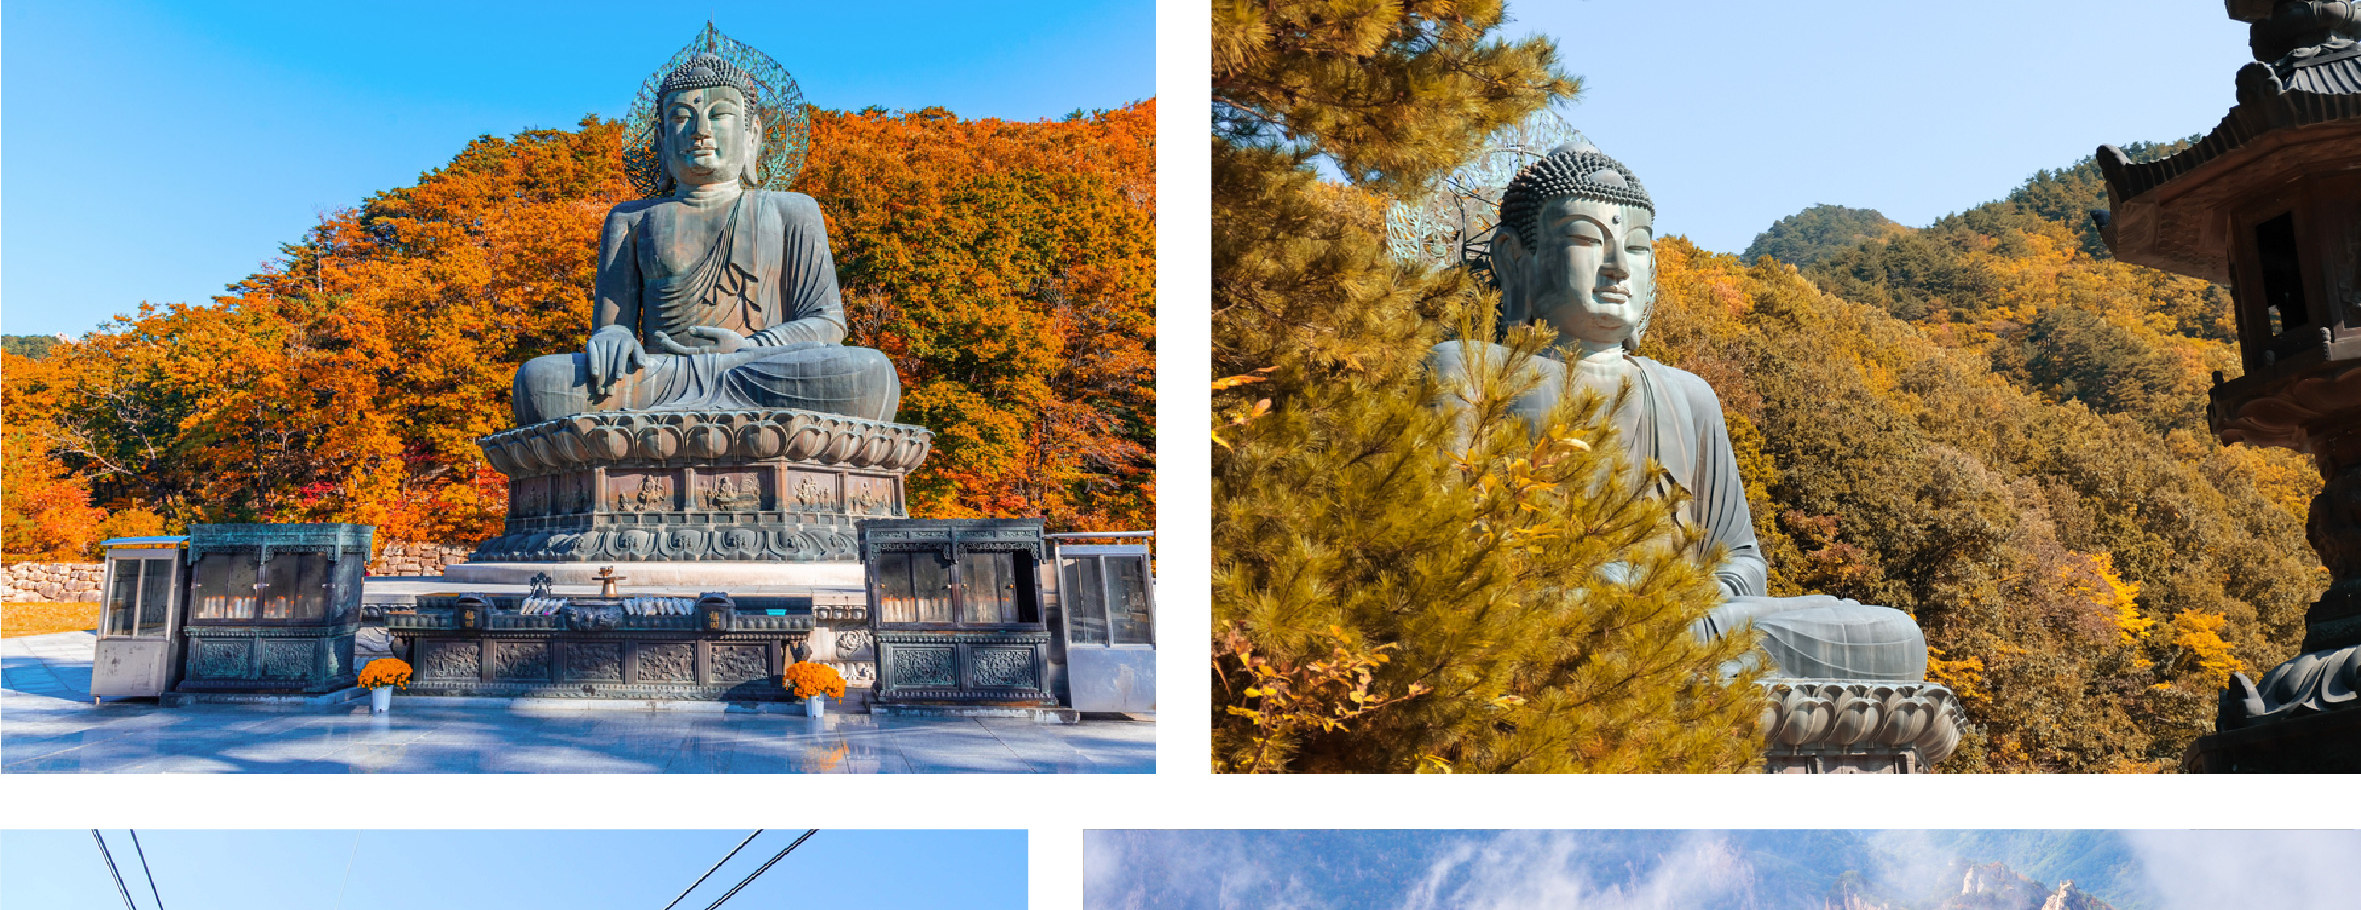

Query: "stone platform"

xmin=3 ymin=631 xmax=1153 ymax=773
xmin=469 ymin=407 xmax=932 ymax=564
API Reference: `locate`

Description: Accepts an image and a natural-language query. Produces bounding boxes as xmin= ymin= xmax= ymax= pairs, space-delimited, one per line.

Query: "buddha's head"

xmin=1493 ymin=143 xmax=1657 ymax=351
xmin=655 ymin=53 xmax=765 ymax=193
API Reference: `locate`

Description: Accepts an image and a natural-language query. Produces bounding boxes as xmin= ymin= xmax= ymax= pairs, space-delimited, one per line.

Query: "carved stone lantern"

xmin=2098 ymin=0 xmax=2361 ymax=771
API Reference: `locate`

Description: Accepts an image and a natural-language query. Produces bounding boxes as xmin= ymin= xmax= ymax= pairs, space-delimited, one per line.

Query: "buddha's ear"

xmin=1489 ymin=224 xmax=1530 ymax=331
xmin=654 ymin=126 xmax=678 ymax=195
xmin=742 ymin=111 xmax=765 ymax=187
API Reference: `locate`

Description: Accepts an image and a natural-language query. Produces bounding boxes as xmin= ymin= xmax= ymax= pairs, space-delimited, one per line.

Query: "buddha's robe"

xmin=512 ymin=189 xmax=901 ymax=424
xmin=1428 ymin=341 xmax=1927 ymax=681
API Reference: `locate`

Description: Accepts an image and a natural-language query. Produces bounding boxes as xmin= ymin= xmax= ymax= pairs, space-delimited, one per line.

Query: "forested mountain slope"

xmin=1640 ymin=146 xmax=2323 ymax=771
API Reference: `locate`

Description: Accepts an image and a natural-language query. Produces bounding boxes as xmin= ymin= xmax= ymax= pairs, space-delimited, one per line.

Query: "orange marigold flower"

xmin=781 ymin=660 xmax=846 ymax=699
xmin=358 ymin=657 xmax=412 ymax=690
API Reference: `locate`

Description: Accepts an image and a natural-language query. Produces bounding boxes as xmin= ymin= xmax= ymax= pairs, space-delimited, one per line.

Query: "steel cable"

xmin=659 ymin=829 xmax=763 ymax=910
xmin=128 ymin=830 xmax=165 ymax=910
xmin=89 ymin=830 xmax=139 ymax=910
xmin=697 ymin=829 xmax=818 ymax=910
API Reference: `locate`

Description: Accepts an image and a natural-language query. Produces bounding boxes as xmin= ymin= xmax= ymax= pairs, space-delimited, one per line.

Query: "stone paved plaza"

xmin=1 ymin=631 xmax=1153 ymax=774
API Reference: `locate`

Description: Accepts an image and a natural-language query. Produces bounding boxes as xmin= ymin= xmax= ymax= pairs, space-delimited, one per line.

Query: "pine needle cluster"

xmin=1211 ymin=0 xmax=1764 ymax=773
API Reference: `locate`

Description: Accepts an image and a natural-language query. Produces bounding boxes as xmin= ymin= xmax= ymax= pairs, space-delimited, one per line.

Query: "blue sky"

xmin=1508 ymin=1 xmax=2251 ymax=257
xmin=0 ymin=0 xmax=1155 ymax=337
xmin=4 ymin=829 xmax=1024 ymax=910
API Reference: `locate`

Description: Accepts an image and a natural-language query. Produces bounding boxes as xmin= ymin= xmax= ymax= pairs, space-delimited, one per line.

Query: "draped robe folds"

xmin=1427 ymin=341 xmax=1928 ymax=681
xmin=510 ymin=189 xmax=902 ymax=424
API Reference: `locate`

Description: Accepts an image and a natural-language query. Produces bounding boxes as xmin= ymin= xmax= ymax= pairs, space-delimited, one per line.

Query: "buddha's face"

xmin=1523 ymin=196 xmax=1656 ymax=349
xmin=661 ymin=85 xmax=755 ymax=188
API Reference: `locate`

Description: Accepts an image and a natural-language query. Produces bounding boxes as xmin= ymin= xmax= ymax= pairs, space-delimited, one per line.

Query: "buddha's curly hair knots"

xmin=1497 ymin=148 xmax=1654 ymax=250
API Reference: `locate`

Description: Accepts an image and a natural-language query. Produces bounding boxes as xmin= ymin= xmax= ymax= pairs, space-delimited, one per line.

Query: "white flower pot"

xmin=370 ymin=686 xmax=394 ymax=714
xmin=805 ymin=694 xmax=827 ymax=718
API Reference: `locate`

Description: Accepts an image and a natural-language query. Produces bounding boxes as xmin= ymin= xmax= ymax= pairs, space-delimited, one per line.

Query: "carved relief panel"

xmin=609 ymin=471 xmax=677 ymax=513
xmin=513 ymin=476 xmax=549 ymax=518
xmin=787 ymin=471 xmax=836 ymax=511
xmin=847 ymin=475 xmax=898 ymax=516
xmin=698 ymin=470 xmax=767 ymax=512
xmin=563 ymin=473 xmax=596 ymax=514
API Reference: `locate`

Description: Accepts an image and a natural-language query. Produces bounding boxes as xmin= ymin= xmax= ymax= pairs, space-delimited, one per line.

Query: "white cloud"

xmin=1083 ymin=831 xmax=1322 ymax=910
xmin=2125 ymin=830 xmax=2361 ymax=910
xmin=1392 ymin=831 xmax=1755 ymax=910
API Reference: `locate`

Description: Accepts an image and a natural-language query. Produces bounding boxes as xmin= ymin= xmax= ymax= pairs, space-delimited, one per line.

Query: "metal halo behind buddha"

xmin=623 ymin=23 xmax=812 ymax=197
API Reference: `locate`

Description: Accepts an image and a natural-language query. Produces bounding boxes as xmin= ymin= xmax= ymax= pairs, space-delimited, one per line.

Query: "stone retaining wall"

xmin=0 ymin=540 xmax=476 ymax=601
xmin=368 ymin=541 xmax=476 ymax=577
xmin=2 ymin=562 xmax=105 ymax=603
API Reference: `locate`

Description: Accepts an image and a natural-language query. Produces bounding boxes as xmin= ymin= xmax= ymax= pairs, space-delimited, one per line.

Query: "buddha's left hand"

xmin=651 ymin=326 xmax=749 ymax=355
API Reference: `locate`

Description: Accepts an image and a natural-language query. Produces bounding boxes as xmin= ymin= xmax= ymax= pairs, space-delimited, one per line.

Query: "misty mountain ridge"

xmin=1825 ymin=860 xmax=2117 ymax=910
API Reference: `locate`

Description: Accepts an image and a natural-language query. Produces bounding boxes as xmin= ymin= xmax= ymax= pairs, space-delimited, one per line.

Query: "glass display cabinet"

xmin=89 ymin=536 xmax=191 ymax=703
xmin=1051 ymin=532 xmax=1156 ymax=713
xmin=174 ymin=523 xmax=374 ymax=695
xmin=859 ymin=518 xmax=1061 ymax=710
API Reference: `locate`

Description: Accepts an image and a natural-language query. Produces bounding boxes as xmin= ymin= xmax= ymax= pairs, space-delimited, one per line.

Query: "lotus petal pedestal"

xmin=1758 ymin=680 xmax=1966 ymax=774
xmin=468 ymin=407 xmax=933 ymax=565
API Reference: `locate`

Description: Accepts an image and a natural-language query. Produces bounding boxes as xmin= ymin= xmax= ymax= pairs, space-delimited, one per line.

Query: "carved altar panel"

xmin=494 ymin=641 xmax=552 ymax=681
xmin=420 ymin=640 xmax=481 ymax=680
xmin=893 ymin=646 xmax=957 ymax=687
xmin=566 ymin=643 xmax=625 ymax=681
xmin=636 ymin=642 xmax=695 ymax=682
xmin=971 ymin=647 xmax=1038 ymax=689
xmin=258 ymin=640 xmax=313 ymax=679
xmin=187 ymin=639 xmax=249 ymax=679
xmin=710 ymin=644 xmax=769 ymax=682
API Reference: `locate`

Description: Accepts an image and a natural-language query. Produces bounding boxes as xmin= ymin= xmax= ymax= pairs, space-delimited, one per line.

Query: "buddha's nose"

xmin=1599 ymin=243 xmax=1629 ymax=280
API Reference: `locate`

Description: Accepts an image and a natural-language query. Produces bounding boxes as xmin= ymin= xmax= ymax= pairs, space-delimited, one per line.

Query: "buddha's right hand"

xmin=586 ymin=325 xmax=646 ymax=394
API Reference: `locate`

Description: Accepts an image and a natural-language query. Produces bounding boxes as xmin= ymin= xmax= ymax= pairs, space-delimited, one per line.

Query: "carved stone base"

xmin=175 ymin=624 xmax=360 ymax=695
xmin=874 ymin=630 xmax=1057 ymax=707
xmin=470 ymin=407 xmax=932 ymax=564
xmin=1758 ymin=680 xmax=1966 ymax=774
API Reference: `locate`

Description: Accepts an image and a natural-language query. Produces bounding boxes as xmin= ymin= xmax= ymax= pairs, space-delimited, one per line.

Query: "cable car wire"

xmin=89 ymin=830 xmax=140 ymax=910
xmin=331 ymin=831 xmax=362 ymax=910
xmin=659 ymin=829 xmax=764 ymax=910
xmin=697 ymin=829 xmax=818 ymax=910
xmin=128 ymin=830 xmax=166 ymax=910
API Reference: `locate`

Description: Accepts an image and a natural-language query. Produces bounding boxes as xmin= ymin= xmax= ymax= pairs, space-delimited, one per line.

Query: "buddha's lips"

xmin=1595 ymin=289 xmax=1630 ymax=304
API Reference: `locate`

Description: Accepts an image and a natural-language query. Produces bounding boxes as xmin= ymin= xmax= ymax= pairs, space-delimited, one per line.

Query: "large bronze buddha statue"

xmin=1430 ymin=143 xmax=1928 ymax=682
xmin=510 ymin=51 xmax=900 ymax=424
xmin=461 ymin=29 xmax=929 ymax=571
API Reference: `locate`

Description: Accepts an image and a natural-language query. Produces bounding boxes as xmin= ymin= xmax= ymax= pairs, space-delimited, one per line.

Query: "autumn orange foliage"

xmin=2 ymin=102 xmax=1153 ymax=557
